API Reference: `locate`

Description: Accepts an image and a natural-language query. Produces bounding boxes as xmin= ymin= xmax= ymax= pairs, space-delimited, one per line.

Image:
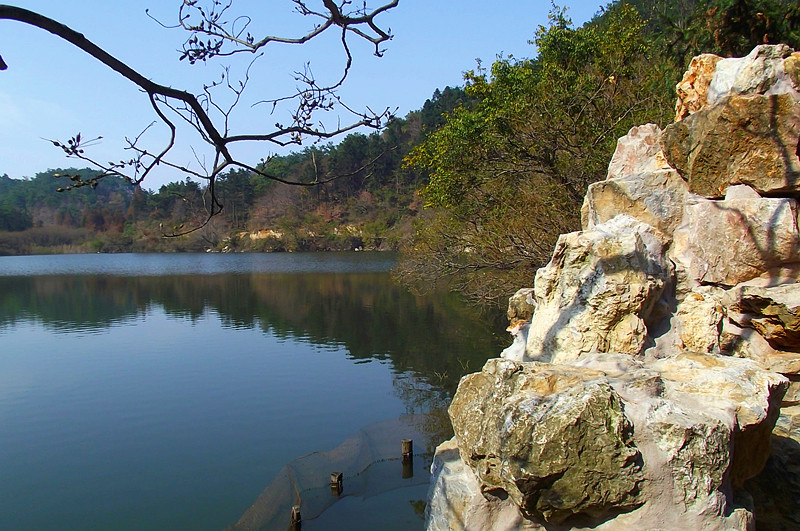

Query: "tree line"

xmin=2 ymin=0 xmax=798 ymax=307
xmin=0 ymin=85 xmax=472 ymax=255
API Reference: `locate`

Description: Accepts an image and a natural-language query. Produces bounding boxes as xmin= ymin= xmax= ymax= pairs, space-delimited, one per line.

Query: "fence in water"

xmin=227 ymin=415 xmax=440 ymax=530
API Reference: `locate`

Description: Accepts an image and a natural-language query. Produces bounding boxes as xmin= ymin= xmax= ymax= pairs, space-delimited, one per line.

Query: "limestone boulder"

xmin=669 ymin=187 xmax=800 ymax=288
xmin=507 ymin=287 xmax=535 ymax=323
xmin=786 ymin=51 xmax=800 ymax=89
xmin=721 ymin=320 xmax=800 ymax=376
xmin=644 ymin=353 xmax=787 ymax=487
xmin=706 ymin=44 xmax=798 ymax=106
xmin=785 ymin=379 xmax=800 ymax=406
xmin=526 ymin=216 xmax=669 ymax=363
xmin=583 ymin=124 xmax=688 ymax=239
xmin=725 ymin=282 xmax=800 ymax=351
xmin=743 ymin=402 xmax=800 ymax=531
xmin=425 ymin=438 xmax=539 ymax=531
xmin=661 ymin=92 xmax=800 ymax=197
xmin=675 ymin=53 xmax=722 ymax=121
xmin=448 ymin=354 xmax=787 ymax=529
xmin=582 ymin=169 xmax=688 ymax=239
xmin=449 ymin=359 xmax=644 ymax=524
xmin=605 ymin=123 xmax=672 ymax=180
xmin=676 ymin=287 xmax=725 ymax=353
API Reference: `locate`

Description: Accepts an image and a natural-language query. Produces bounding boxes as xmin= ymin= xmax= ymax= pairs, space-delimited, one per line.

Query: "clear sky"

xmin=0 ymin=1 xmax=607 ymax=190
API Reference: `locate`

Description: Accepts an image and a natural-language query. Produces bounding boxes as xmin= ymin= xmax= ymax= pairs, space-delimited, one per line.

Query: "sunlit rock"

xmin=425 ymin=438 xmax=539 ymax=531
xmin=446 ymin=354 xmax=786 ymax=529
xmin=661 ymin=92 xmax=800 ymax=197
xmin=706 ymin=44 xmax=798 ymax=105
xmin=669 ymin=188 xmax=800 ymax=288
xmin=448 ymin=359 xmax=644 ymax=524
xmin=605 ymin=123 xmax=672 ymax=180
xmin=583 ymin=124 xmax=688 ymax=241
xmin=675 ymin=53 xmax=722 ymax=121
xmin=506 ymin=287 xmax=535 ymax=322
xmin=725 ymin=282 xmax=800 ymax=350
xmin=526 ymin=215 xmax=669 ymax=363
xmin=582 ymin=168 xmax=688 ymax=239
xmin=676 ymin=287 xmax=725 ymax=353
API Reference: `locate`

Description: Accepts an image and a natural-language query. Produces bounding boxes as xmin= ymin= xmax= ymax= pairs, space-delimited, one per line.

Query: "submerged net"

xmin=227 ymin=414 xmax=438 ymax=530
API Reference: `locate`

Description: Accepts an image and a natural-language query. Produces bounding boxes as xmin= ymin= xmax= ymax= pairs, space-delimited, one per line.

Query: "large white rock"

xmin=605 ymin=124 xmax=672 ymax=180
xmin=525 ymin=216 xmax=669 ymax=363
xmin=582 ymin=169 xmax=688 ymax=239
xmin=442 ymin=354 xmax=786 ymax=530
xmin=583 ymin=124 xmax=689 ymax=240
xmin=707 ymin=44 xmax=799 ymax=105
xmin=670 ymin=188 xmax=800 ymax=288
xmin=425 ymin=438 xmax=540 ymax=531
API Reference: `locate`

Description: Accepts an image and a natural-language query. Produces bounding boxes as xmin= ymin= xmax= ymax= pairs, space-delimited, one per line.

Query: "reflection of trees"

xmin=0 ymin=273 xmax=506 ymax=410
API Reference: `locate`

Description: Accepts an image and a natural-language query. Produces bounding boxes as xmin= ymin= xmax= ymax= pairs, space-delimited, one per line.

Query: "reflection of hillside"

xmin=0 ymin=273 xmax=506 ymax=394
xmin=0 ymin=275 xmax=146 ymax=331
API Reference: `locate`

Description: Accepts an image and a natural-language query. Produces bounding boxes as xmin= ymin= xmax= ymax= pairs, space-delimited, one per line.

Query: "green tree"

xmin=398 ymin=4 xmax=675 ymax=305
xmin=628 ymin=0 xmax=800 ymax=65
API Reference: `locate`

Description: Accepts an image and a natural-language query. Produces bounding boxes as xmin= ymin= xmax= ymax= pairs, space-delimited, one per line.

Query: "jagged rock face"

xmin=582 ymin=168 xmax=688 ymax=239
xmin=425 ymin=438 xmax=537 ymax=531
xmin=706 ymin=44 xmax=798 ymax=106
xmin=669 ymin=187 xmax=800 ymax=288
xmin=507 ymin=288 xmax=535 ymax=323
xmin=447 ymin=355 xmax=787 ymax=529
xmin=428 ymin=45 xmax=800 ymax=531
xmin=525 ymin=216 xmax=669 ymax=362
xmin=675 ymin=53 xmax=723 ymax=121
xmin=449 ymin=359 xmax=644 ymax=524
xmin=721 ymin=320 xmax=800 ymax=376
xmin=661 ymin=92 xmax=800 ymax=198
xmin=674 ymin=45 xmax=799 ymax=122
xmin=726 ymin=283 xmax=800 ymax=350
xmin=665 ymin=45 xmax=800 ymax=199
xmin=676 ymin=287 xmax=725 ymax=353
xmin=605 ymin=123 xmax=673 ymax=180
xmin=583 ymin=124 xmax=688 ymax=240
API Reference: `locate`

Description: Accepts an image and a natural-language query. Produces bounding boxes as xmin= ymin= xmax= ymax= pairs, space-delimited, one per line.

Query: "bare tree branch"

xmin=0 ymin=1 xmax=398 ymax=233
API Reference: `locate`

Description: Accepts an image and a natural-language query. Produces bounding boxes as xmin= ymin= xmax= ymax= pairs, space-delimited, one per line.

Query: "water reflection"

xmin=0 ymin=261 xmax=507 ymax=529
xmin=0 ymin=273 xmax=504 ymax=395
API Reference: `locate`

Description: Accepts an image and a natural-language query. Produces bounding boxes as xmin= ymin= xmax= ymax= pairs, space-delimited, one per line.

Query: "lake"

xmin=0 ymin=253 xmax=505 ymax=530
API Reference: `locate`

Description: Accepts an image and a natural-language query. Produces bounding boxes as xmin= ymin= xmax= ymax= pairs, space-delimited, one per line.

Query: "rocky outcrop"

xmin=524 ymin=216 xmax=669 ymax=363
xmin=661 ymin=93 xmax=800 ymax=198
xmin=661 ymin=44 xmax=800 ymax=198
xmin=675 ymin=53 xmax=723 ymax=121
xmin=726 ymin=283 xmax=800 ymax=350
xmin=427 ymin=45 xmax=800 ymax=531
xmin=435 ymin=352 xmax=786 ymax=530
xmin=669 ymin=185 xmax=800 ymax=288
xmin=449 ymin=359 xmax=645 ymax=524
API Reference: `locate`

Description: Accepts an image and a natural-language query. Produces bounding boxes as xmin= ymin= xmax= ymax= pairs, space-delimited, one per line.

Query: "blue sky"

xmin=1 ymin=1 xmax=607 ymax=190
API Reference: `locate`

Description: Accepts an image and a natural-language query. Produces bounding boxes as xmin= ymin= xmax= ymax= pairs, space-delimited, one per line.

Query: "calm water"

xmin=0 ymin=253 xmax=504 ymax=530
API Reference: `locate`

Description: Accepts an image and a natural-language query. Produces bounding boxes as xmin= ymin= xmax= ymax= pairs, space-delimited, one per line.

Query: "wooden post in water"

xmin=290 ymin=505 xmax=301 ymax=529
xmin=402 ymin=439 xmax=414 ymax=479
xmin=402 ymin=439 xmax=413 ymax=458
xmin=330 ymin=471 xmax=343 ymax=496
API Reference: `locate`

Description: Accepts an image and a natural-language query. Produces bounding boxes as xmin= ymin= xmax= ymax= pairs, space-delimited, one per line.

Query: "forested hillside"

xmin=2 ymin=0 xmax=799 ymax=308
xmin=0 ymin=85 xmax=472 ymax=256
